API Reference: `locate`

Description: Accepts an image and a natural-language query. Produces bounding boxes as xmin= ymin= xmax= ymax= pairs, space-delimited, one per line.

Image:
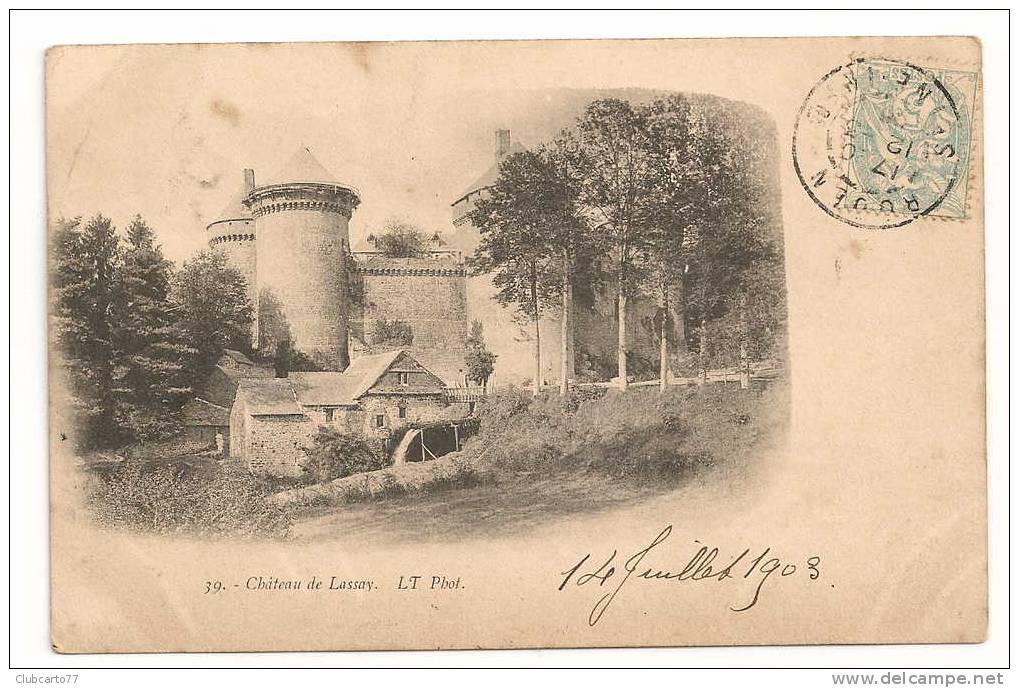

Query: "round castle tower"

xmin=243 ymin=148 xmax=361 ymax=371
xmin=207 ymin=170 xmax=258 ymax=339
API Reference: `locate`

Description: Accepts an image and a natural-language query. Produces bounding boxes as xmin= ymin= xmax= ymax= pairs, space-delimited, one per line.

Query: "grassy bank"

xmin=460 ymin=379 xmax=786 ymax=487
xmin=81 ymin=380 xmax=786 ymax=541
xmin=287 ymin=379 xmax=788 ymax=541
xmin=82 ymin=461 xmax=292 ymax=539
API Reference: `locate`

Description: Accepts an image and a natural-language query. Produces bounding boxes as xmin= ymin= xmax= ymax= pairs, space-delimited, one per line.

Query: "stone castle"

xmin=208 ymin=133 xmax=666 ymax=392
xmin=207 ymin=147 xmax=468 ymax=384
xmin=189 ymin=133 xmax=667 ymax=475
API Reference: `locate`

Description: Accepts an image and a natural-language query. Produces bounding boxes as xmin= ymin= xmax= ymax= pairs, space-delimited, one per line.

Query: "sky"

xmin=45 ymin=39 xmax=790 ymax=264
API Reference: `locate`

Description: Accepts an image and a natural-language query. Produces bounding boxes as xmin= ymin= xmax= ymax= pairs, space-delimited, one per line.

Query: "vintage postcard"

xmin=47 ymin=36 xmax=985 ymax=652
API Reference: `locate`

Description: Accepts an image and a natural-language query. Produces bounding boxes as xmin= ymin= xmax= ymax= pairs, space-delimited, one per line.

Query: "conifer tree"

xmin=110 ymin=217 xmax=195 ymax=442
xmin=51 ymin=215 xmax=122 ymax=448
xmin=464 ymin=320 xmax=496 ymax=388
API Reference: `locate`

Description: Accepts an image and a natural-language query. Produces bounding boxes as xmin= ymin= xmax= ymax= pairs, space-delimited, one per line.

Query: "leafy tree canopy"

xmin=171 ymin=250 xmax=254 ymax=385
xmin=368 ymin=219 xmax=432 ymax=258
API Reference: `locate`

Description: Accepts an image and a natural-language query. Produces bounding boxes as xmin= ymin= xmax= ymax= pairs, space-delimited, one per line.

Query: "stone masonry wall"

xmin=359 ymin=394 xmax=447 ymax=452
xmin=255 ymin=207 xmax=351 ymax=371
xmin=353 ymin=267 xmax=468 ymax=384
xmin=246 ymin=415 xmax=315 ymax=478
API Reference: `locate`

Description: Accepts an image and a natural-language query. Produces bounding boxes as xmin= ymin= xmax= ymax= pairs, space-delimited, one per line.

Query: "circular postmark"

xmin=792 ymin=58 xmax=965 ymax=229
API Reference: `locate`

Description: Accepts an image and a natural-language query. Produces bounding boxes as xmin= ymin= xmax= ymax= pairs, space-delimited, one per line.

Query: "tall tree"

xmin=681 ymin=100 xmax=783 ymax=381
xmin=110 ymin=217 xmax=195 ymax=442
xmin=51 ymin=215 xmax=122 ymax=448
xmin=470 ymin=151 xmax=561 ymax=397
xmin=464 ymin=320 xmax=496 ymax=388
xmin=575 ymin=99 xmax=656 ymax=390
xmin=530 ymin=132 xmax=601 ymax=395
xmin=643 ymin=94 xmax=701 ymax=392
xmin=171 ymin=250 xmax=254 ymax=387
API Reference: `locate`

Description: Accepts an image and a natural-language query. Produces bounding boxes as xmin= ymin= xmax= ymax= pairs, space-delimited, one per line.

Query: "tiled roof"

xmin=236 ymin=350 xmax=444 ymax=414
xmin=215 ymin=363 xmax=274 ymax=382
xmin=236 ymin=378 xmax=306 ymax=417
xmin=221 ymin=349 xmax=256 ymax=366
xmin=288 ymin=372 xmax=362 ymax=407
xmin=344 ymin=349 xmax=406 ymax=400
xmin=182 ymin=398 xmax=230 ymax=426
xmin=288 ymin=350 xmax=404 ymax=406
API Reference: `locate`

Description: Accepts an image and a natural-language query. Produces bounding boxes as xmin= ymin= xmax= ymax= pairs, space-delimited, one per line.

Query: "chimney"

xmin=495 ymin=129 xmax=511 ymax=159
xmin=243 ymin=168 xmax=255 ymax=192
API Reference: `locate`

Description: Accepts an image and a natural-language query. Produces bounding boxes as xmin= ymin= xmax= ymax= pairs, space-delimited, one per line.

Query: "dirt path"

xmin=289 ymin=471 xmax=673 ymax=544
xmin=287 ymin=461 xmax=759 ymax=545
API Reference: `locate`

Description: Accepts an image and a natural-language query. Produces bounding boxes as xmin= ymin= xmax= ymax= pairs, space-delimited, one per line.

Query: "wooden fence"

xmin=443 ymin=386 xmax=489 ymax=403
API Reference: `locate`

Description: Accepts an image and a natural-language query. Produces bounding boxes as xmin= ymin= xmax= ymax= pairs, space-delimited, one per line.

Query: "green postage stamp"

xmin=794 ymin=57 xmax=978 ymax=229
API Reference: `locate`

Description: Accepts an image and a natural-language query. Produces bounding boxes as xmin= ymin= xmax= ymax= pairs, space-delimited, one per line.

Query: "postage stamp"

xmin=793 ymin=58 xmax=978 ymax=229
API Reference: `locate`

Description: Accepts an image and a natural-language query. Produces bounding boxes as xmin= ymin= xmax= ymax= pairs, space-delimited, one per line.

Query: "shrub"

xmin=301 ymin=426 xmax=389 ymax=484
xmin=321 ymin=456 xmax=482 ymax=505
xmin=369 ymin=318 xmax=414 ymax=347
xmin=421 ymin=456 xmax=483 ymax=494
xmin=122 ymin=437 xmax=214 ymax=460
xmin=84 ymin=462 xmax=291 ymax=538
xmin=476 ymin=386 xmax=535 ymax=426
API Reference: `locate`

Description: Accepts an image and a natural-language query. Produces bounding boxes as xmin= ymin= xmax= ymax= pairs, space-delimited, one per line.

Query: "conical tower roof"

xmin=211 ymin=186 xmax=253 ymax=224
xmin=452 ymin=137 xmax=525 ymax=205
xmin=261 ymin=147 xmax=346 ymax=187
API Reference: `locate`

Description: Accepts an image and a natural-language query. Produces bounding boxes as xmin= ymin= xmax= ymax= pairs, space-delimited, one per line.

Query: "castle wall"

xmin=351 ymin=259 xmax=468 ymax=384
xmin=464 ymin=273 xmax=664 ymax=387
xmin=573 ymin=292 xmax=663 ymax=381
xmin=249 ymin=186 xmax=358 ymax=371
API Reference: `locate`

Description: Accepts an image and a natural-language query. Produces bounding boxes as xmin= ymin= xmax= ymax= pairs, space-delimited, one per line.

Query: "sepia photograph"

xmin=7 ymin=8 xmax=1008 ymax=679
xmin=53 ymin=85 xmax=788 ymax=545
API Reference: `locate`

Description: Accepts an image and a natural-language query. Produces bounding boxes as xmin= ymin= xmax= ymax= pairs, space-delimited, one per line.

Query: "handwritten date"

xmin=559 ymin=525 xmax=821 ymax=626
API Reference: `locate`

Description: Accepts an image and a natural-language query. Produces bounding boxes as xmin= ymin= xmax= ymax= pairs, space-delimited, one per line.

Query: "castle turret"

xmin=207 ymin=170 xmax=257 ymax=337
xmin=451 ymin=129 xmax=522 ymax=228
xmin=244 ymin=148 xmax=360 ymax=370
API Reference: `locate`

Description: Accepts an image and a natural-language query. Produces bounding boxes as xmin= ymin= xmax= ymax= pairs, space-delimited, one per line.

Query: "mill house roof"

xmin=235 ymin=350 xmax=443 ymax=417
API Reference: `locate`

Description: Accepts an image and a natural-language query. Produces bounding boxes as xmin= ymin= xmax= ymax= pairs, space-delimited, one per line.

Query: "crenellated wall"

xmin=206 ymin=161 xmax=472 ymax=381
xmin=349 ymin=253 xmax=468 ymax=384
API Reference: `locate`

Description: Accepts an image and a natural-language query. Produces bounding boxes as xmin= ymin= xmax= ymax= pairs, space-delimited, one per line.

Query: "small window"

xmin=375 ymin=414 xmax=385 ymax=428
xmin=398 ymin=406 xmax=407 ymax=419
xmin=398 ymin=372 xmax=410 ymax=386
xmin=324 ymin=408 xmax=334 ymax=423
